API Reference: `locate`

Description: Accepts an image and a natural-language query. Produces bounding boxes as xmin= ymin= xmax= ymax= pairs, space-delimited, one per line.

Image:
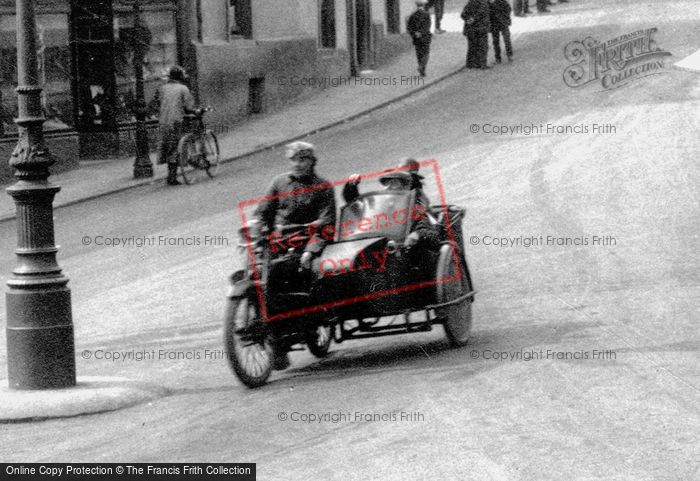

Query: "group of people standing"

xmin=462 ymin=0 xmax=513 ymax=69
xmin=515 ymin=0 xmax=568 ymax=16
xmin=408 ymin=0 xmax=573 ymax=74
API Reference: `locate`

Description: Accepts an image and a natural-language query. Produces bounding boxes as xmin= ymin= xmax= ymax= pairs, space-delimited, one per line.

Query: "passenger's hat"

xmin=285 ymin=141 xmax=316 ymax=159
xmin=168 ymin=65 xmax=187 ymax=82
xmin=379 ymin=169 xmax=412 ymax=186
xmin=399 ymin=158 xmax=424 ymax=179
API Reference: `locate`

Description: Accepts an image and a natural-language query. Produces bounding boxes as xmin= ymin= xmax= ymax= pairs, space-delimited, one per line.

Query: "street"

xmin=1 ymin=0 xmax=699 ymax=479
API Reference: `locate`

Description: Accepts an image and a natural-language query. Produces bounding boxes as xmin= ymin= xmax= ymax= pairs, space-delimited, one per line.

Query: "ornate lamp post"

xmin=130 ymin=0 xmax=153 ymax=179
xmin=5 ymin=0 xmax=75 ymax=389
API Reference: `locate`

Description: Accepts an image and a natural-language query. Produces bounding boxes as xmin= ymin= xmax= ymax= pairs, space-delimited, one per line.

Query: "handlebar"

xmin=184 ymin=106 xmax=214 ymax=119
xmin=273 ymin=222 xmax=318 ymax=236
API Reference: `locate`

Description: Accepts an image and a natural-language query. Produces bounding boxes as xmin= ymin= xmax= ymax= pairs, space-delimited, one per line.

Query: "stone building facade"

xmin=0 ymin=0 xmax=418 ymax=174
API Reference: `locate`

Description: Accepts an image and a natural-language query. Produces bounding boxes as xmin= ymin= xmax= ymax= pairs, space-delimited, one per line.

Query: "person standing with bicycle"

xmin=158 ymin=65 xmax=199 ymax=185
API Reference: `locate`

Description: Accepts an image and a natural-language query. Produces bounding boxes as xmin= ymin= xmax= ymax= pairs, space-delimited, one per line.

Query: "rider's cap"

xmin=285 ymin=141 xmax=316 ymax=159
xmin=379 ymin=169 xmax=412 ymax=186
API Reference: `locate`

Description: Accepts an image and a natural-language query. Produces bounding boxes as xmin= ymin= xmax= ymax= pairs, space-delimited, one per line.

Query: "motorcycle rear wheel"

xmin=305 ymin=325 xmax=332 ymax=358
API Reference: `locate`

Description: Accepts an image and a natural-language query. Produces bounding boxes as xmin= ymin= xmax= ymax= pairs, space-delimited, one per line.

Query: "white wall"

xmin=252 ymin=0 xmax=316 ymax=40
xmin=201 ymin=0 xmax=228 ymax=43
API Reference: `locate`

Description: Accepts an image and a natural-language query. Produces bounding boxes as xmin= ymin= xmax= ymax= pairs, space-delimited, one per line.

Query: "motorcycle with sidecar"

xmin=224 ymin=189 xmax=475 ymax=387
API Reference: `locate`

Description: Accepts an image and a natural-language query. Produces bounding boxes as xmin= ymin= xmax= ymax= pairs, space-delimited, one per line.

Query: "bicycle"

xmin=176 ymin=107 xmax=220 ymax=184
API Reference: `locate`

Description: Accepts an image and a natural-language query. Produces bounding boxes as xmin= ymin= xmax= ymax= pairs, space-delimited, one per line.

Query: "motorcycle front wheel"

xmin=224 ymin=296 xmax=273 ymax=388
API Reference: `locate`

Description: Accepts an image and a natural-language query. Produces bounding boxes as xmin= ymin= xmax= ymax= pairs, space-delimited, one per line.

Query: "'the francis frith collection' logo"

xmin=563 ymin=28 xmax=671 ymax=90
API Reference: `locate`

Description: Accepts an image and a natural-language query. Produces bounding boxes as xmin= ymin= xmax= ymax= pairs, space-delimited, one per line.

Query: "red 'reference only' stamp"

xmin=237 ymin=159 xmax=464 ymax=322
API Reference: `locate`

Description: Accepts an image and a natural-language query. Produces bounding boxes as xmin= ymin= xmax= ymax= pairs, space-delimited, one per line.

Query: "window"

xmin=319 ymin=0 xmax=336 ymax=49
xmin=228 ymin=0 xmax=252 ymax=39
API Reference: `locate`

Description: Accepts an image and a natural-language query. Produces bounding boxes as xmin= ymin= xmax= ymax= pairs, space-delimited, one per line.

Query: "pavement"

xmin=0 ymin=377 xmax=167 ymax=422
xmin=0 ymin=1 xmax=575 ymax=421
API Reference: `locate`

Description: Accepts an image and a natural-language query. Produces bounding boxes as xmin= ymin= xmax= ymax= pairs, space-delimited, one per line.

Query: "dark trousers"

xmin=466 ymin=29 xmax=489 ymax=68
xmin=536 ymin=0 xmax=548 ymax=11
xmin=515 ymin=0 xmax=530 ymax=14
xmin=414 ymin=39 xmax=431 ymax=75
xmin=491 ymin=27 xmax=512 ymax=61
xmin=432 ymin=0 xmax=445 ymax=29
xmin=159 ymin=122 xmax=183 ymax=181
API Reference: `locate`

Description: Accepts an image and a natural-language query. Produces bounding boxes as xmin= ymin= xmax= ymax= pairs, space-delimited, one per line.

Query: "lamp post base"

xmin=6 ymin=287 xmax=75 ymax=390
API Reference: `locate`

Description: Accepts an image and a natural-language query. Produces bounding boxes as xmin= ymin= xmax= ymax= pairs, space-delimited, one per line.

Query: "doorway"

xmin=355 ymin=0 xmax=372 ymax=69
xmin=386 ymin=0 xmax=400 ymax=34
xmin=69 ymin=0 xmax=118 ymax=156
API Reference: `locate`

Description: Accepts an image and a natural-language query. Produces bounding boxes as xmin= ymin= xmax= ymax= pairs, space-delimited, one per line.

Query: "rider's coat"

xmin=255 ymin=171 xmax=336 ymax=254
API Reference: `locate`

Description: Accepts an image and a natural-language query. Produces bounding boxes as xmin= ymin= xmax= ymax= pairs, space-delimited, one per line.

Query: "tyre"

xmin=176 ymin=133 xmax=197 ymax=185
xmin=203 ymin=130 xmax=220 ymax=178
xmin=305 ymin=325 xmax=332 ymax=358
xmin=224 ymin=296 xmax=273 ymax=388
xmin=435 ymin=244 xmax=473 ymax=347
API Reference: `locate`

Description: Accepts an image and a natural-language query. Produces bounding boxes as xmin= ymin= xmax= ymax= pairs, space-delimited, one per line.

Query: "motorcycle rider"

xmin=254 ymin=141 xmax=336 ymax=370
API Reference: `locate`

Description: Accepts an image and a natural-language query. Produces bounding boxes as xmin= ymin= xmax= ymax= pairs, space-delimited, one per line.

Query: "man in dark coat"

xmin=407 ymin=0 xmax=432 ymax=77
xmin=489 ymin=0 xmax=513 ymax=63
xmin=462 ymin=0 xmax=491 ymax=69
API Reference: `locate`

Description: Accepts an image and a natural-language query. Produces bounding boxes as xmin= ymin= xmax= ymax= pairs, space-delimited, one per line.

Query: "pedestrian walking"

xmin=407 ymin=0 xmax=432 ymax=77
xmin=462 ymin=0 xmax=491 ymax=69
xmin=489 ymin=0 xmax=513 ymax=63
xmin=157 ymin=65 xmax=197 ymax=185
xmin=514 ymin=0 xmax=531 ymax=16
xmin=428 ymin=0 xmax=446 ymax=33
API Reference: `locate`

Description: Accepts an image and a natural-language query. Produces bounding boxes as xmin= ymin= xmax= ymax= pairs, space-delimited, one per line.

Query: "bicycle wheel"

xmin=203 ymin=130 xmax=220 ymax=178
xmin=176 ymin=133 xmax=197 ymax=185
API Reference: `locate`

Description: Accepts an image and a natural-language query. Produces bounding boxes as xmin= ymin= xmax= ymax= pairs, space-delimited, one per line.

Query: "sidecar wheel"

xmin=305 ymin=325 xmax=332 ymax=358
xmin=436 ymin=244 xmax=473 ymax=347
xmin=224 ymin=296 xmax=273 ymax=388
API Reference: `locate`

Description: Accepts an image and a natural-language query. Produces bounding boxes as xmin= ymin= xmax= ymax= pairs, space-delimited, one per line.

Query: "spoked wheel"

xmin=305 ymin=325 xmax=332 ymax=358
xmin=224 ymin=296 xmax=273 ymax=388
xmin=435 ymin=244 xmax=473 ymax=347
xmin=176 ymin=133 xmax=197 ymax=185
xmin=203 ymin=130 xmax=220 ymax=178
